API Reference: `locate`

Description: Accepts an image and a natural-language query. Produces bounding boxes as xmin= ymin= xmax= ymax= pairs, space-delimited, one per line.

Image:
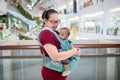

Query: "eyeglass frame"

xmin=47 ymin=19 xmax=61 ymax=24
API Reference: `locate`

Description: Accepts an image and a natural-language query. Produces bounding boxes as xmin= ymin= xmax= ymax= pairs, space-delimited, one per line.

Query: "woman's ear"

xmin=44 ymin=19 xmax=47 ymax=23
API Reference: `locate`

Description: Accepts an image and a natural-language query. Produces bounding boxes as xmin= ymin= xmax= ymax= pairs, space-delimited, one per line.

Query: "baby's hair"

xmin=60 ymin=27 xmax=70 ymax=35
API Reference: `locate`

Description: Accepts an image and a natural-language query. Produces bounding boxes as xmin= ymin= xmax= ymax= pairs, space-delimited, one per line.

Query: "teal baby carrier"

xmin=38 ymin=28 xmax=80 ymax=72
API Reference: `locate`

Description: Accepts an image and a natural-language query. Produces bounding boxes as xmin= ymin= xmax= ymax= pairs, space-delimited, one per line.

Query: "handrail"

xmin=0 ymin=53 xmax=120 ymax=59
xmin=0 ymin=44 xmax=120 ymax=50
xmin=0 ymin=45 xmax=39 ymax=50
xmin=74 ymin=44 xmax=120 ymax=48
xmin=0 ymin=44 xmax=120 ymax=59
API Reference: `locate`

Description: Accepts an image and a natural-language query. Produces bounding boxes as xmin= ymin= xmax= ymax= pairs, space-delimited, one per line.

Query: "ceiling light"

xmin=109 ymin=7 xmax=120 ymax=12
xmin=58 ymin=6 xmax=67 ymax=11
xmin=69 ymin=17 xmax=79 ymax=21
xmin=82 ymin=11 xmax=104 ymax=18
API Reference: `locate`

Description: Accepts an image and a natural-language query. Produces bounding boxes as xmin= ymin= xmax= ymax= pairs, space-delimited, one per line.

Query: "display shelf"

xmin=80 ymin=2 xmax=104 ymax=15
xmin=80 ymin=0 xmax=104 ymax=10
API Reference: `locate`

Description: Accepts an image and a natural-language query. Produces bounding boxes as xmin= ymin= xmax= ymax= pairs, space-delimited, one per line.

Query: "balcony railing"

xmin=0 ymin=44 xmax=120 ymax=59
xmin=0 ymin=41 xmax=120 ymax=80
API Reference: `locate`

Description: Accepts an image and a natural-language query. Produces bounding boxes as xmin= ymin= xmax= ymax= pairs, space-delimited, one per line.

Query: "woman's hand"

xmin=74 ymin=48 xmax=80 ymax=56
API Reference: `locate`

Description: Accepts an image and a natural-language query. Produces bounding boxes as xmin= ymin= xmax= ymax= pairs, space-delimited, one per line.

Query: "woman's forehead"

xmin=49 ymin=13 xmax=59 ymax=19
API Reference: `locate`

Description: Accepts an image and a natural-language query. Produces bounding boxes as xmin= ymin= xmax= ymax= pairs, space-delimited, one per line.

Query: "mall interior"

xmin=0 ymin=0 xmax=120 ymax=80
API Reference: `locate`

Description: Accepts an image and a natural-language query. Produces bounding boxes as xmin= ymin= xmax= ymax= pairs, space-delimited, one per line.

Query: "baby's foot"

xmin=62 ymin=70 xmax=70 ymax=76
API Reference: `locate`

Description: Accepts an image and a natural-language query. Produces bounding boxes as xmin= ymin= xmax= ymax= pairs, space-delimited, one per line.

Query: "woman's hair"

xmin=41 ymin=9 xmax=58 ymax=28
xmin=42 ymin=9 xmax=58 ymax=20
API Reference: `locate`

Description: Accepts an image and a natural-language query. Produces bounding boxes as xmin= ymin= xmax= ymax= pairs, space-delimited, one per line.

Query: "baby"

xmin=59 ymin=27 xmax=74 ymax=76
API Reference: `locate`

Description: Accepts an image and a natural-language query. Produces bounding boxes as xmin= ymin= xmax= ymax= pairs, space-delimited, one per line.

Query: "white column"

xmin=2 ymin=50 xmax=13 ymax=80
xmin=0 ymin=0 xmax=7 ymax=15
xmin=102 ymin=0 xmax=111 ymax=35
xmin=106 ymin=48 xmax=116 ymax=80
xmin=96 ymin=48 xmax=107 ymax=80
xmin=8 ymin=17 xmax=12 ymax=29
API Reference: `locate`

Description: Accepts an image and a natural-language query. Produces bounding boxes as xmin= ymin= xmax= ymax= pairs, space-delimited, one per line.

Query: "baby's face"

xmin=59 ymin=29 xmax=69 ymax=40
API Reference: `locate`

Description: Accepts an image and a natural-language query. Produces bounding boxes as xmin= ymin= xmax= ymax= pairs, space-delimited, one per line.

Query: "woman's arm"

xmin=43 ymin=43 xmax=80 ymax=61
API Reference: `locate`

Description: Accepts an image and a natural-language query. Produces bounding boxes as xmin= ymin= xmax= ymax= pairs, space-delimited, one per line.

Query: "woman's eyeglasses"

xmin=48 ymin=19 xmax=61 ymax=24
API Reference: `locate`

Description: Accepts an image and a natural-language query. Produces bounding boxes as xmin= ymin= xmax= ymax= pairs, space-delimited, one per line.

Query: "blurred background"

xmin=0 ymin=0 xmax=120 ymax=40
xmin=0 ymin=0 xmax=120 ymax=80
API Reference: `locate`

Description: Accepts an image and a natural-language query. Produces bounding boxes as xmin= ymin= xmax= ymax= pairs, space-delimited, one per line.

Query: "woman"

xmin=39 ymin=9 xmax=80 ymax=80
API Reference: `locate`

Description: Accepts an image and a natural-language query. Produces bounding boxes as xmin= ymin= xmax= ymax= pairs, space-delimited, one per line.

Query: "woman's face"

xmin=44 ymin=13 xmax=61 ymax=30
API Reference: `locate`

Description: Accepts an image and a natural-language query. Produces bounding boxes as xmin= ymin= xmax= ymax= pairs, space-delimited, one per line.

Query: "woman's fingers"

xmin=76 ymin=48 xmax=80 ymax=56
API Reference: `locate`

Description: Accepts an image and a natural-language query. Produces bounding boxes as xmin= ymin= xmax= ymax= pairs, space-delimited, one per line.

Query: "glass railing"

xmin=0 ymin=40 xmax=120 ymax=80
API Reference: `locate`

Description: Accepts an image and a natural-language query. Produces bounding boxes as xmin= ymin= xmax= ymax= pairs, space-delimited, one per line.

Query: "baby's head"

xmin=59 ymin=27 xmax=70 ymax=40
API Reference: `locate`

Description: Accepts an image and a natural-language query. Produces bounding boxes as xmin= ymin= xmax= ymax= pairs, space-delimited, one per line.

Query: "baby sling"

xmin=38 ymin=28 xmax=80 ymax=72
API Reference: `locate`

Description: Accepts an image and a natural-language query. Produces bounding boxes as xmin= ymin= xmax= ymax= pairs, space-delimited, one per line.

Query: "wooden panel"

xmin=0 ymin=44 xmax=120 ymax=50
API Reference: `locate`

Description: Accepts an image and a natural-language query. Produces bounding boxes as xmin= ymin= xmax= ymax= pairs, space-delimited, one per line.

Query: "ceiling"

xmin=38 ymin=0 xmax=72 ymax=9
xmin=25 ymin=0 xmax=73 ymax=17
xmin=7 ymin=0 xmax=73 ymax=17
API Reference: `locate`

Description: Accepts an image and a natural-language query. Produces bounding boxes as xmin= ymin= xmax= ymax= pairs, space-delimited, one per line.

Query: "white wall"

xmin=0 ymin=0 xmax=7 ymax=15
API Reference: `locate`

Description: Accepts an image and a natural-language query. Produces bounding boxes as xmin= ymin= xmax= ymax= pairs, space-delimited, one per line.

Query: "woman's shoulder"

xmin=40 ymin=30 xmax=57 ymax=39
xmin=41 ymin=30 xmax=52 ymax=34
xmin=39 ymin=29 xmax=60 ymax=47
